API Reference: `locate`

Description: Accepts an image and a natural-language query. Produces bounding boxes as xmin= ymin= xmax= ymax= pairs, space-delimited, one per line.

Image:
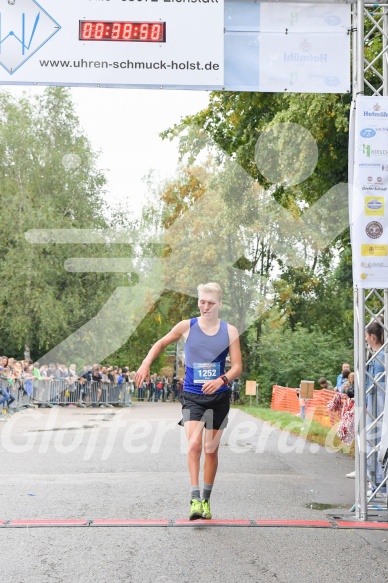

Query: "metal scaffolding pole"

xmin=352 ymin=1 xmax=388 ymax=520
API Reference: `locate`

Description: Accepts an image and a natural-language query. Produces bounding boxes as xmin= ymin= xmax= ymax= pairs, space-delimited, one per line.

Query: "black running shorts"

xmin=179 ymin=390 xmax=230 ymax=430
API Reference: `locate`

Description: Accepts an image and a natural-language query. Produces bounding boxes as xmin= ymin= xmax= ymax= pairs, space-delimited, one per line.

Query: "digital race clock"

xmin=79 ymin=21 xmax=166 ymax=43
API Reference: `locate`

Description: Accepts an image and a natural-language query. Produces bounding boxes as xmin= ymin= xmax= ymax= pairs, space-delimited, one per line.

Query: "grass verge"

xmin=235 ymin=404 xmax=354 ymax=456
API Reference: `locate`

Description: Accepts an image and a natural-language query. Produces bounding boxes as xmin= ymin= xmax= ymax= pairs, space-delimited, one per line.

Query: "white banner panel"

xmin=0 ymin=1 xmax=350 ymax=92
xmin=0 ymin=0 xmax=224 ymax=87
xmin=258 ymin=32 xmax=349 ymax=93
xmin=352 ymin=96 xmax=388 ymax=288
xmin=259 ymin=3 xmax=350 ymax=33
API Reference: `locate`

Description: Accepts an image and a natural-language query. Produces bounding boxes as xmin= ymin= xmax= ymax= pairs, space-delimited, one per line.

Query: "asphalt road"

xmin=0 ymin=402 xmax=387 ymax=583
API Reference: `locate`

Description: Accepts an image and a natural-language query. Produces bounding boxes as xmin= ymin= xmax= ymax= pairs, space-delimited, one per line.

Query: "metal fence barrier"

xmin=0 ymin=378 xmax=132 ymax=409
xmin=0 ymin=377 xmax=183 ymax=410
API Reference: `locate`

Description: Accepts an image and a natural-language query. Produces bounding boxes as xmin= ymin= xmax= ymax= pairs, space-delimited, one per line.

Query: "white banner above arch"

xmin=0 ymin=0 xmax=350 ymax=93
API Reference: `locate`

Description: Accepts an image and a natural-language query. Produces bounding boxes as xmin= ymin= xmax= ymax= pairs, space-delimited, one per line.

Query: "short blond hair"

xmin=197 ymin=282 xmax=222 ymax=301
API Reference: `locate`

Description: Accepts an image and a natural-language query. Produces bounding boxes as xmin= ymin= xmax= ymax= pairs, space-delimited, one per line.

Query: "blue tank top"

xmin=183 ymin=318 xmax=230 ymax=395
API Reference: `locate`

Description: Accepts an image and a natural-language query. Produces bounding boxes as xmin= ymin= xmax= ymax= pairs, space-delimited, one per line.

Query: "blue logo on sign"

xmin=324 ymin=15 xmax=341 ymax=26
xmin=324 ymin=76 xmax=340 ymax=87
xmin=0 ymin=0 xmax=61 ymax=75
xmin=367 ymin=199 xmax=383 ymax=210
xmin=360 ymin=128 xmax=377 ymax=138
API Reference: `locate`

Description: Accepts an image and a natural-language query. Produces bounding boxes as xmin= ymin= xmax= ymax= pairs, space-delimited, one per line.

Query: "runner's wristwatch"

xmin=221 ymin=375 xmax=229 ymax=384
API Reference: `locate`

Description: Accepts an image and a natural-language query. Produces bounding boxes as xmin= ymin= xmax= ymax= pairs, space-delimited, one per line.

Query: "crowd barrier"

xmin=270 ymin=385 xmax=343 ymax=427
xmin=0 ymin=378 xmax=132 ymax=409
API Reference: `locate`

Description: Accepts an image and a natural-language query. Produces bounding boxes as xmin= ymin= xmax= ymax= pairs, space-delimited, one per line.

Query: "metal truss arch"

xmin=352 ymin=0 xmax=388 ymax=520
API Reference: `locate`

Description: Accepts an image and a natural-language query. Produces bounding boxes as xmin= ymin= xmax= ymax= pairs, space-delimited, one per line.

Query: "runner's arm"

xmin=135 ymin=320 xmax=190 ymax=387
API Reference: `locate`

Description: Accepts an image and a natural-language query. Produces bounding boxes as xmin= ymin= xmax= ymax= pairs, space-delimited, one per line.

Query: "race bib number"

xmin=193 ymin=362 xmax=220 ymax=384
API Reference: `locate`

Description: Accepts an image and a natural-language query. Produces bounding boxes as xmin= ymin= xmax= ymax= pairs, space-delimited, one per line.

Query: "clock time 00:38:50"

xmin=79 ymin=21 xmax=166 ymax=42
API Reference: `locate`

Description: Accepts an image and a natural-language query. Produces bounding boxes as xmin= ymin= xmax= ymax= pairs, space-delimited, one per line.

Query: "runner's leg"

xmin=203 ymin=428 xmax=223 ymax=484
xmin=184 ymin=420 xmax=205 ymax=486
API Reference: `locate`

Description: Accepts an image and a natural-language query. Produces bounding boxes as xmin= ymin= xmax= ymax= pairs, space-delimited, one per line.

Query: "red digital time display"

xmin=79 ymin=21 xmax=166 ymax=43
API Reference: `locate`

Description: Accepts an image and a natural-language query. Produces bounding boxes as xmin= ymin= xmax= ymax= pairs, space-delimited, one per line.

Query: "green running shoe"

xmin=201 ymin=499 xmax=212 ymax=519
xmin=189 ymin=499 xmax=203 ymax=520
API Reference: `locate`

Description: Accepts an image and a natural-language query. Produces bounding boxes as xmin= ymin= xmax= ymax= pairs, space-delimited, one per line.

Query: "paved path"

xmin=0 ymin=402 xmax=387 ymax=582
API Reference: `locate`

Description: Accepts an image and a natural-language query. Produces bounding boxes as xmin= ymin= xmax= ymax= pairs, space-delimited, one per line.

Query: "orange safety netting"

xmin=270 ymin=385 xmax=342 ymax=427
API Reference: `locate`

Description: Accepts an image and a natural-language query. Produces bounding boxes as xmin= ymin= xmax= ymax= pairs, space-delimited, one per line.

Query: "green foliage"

xmin=104 ymin=292 xmax=175 ymax=371
xmin=364 ymin=7 xmax=385 ymax=96
xmin=274 ymin=255 xmax=353 ymax=336
xmin=160 ymin=89 xmax=356 ymax=388
xmin=0 ymin=87 xmax=137 ymax=360
xmin=247 ymin=313 xmax=353 ymax=406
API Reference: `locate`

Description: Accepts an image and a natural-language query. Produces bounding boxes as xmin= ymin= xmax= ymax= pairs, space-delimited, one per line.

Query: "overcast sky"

xmin=71 ymin=87 xmax=210 ymax=218
xmin=6 ymin=85 xmax=209 ymax=218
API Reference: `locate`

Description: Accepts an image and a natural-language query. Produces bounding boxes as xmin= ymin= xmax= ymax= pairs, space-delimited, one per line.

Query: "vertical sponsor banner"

xmin=352 ymin=96 xmax=388 ymax=288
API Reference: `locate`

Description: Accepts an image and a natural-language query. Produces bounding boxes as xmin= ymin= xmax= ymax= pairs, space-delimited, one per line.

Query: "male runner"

xmin=135 ymin=282 xmax=242 ymax=520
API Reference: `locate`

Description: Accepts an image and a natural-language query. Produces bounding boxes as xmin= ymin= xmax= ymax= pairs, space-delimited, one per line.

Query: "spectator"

xmin=171 ymin=377 xmax=179 ymax=402
xmin=68 ymin=363 xmax=77 ymax=379
xmin=23 ymin=364 xmax=36 ymax=398
xmin=365 ymin=320 xmax=386 ymax=495
xmin=12 ymin=362 xmax=24 ymax=399
xmin=166 ymin=378 xmax=175 ymax=401
xmin=47 ymin=363 xmax=57 ymax=380
xmin=296 ymin=384 xmax=310 ymax=422
xmin=336 ymin=363 xmax=351 ymax=393
xmin=156 ymin=377 xmax=164 ymax=402
xmin=110 ymin=366 xmax=120 ymax=406
xmin=121 ymin=367 xmax=130 ymax=384
xmin=39 ymin=364 xmax=49 ymax=378
xmin=33 ymin=362 xmax=44 ymax=381
xmin=91 ymin=364 xmax=102 ymax=406
xmin=231 ymin=378 xmax=240 ymax=404
xmin=318 ymin=377 xmax=334 ymax=391
xmin=138 ymin=380 xmax=146 ymax=402
xmin=340 ymin=369 xmax=351 ymax=395
xmin=0 ymin=383 xmax=15 ymax=416
xmin=112 ymin=367 xmax=124 ymax=406
xmin=121 ymin=367 xmax=131 ymax=406
xmin=66 ymin=364 xmax=80 ymax=407
xmin=78 ymin=365 xmax=93 ymax=405
xmin=149 ymin=373 xmax=157 ymax=402
xmin=345 ymin=372 xmax=354 ymax=399
xmin=0 ymin=357 xmax=138 ymax=409
xmin=129 ymin=371 xmax=136 ymax=396
xmin=99 ymin=366 xmax=111 ymax=407
xmin=55 ymin=364 xmax=68 ymax=379
xmin=55 ymin=364 xmax=69 ymax=405
xmin=33 ymin=365 xmax=50 ymax=407
xmin=0 ymin=367 xmax=15 ymax=414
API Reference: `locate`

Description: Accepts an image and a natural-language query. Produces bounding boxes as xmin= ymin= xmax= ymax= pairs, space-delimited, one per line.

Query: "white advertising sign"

xmin=0 ymin=1 xmax=350 ymax=92
xmin=258 ymin=4 xmax=350 ymax=33
xmin=352 ymin=96 xmax=388 ymax=288
xmin=0 ymin=0 xmax=224 ymax=87
xmin=258 ymin=33 xmax=349 ymax=93
xmin=257 ymin=3 xmax=350 ymax=93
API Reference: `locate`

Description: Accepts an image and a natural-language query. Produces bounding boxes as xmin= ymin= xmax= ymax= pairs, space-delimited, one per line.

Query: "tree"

xmin=0 ymin=87 xmax=137 ymax=360
xmin=159 ymin=91 xmax=353 ymax=390
xmin=248 ymin=311 xmax=353 ymax=406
